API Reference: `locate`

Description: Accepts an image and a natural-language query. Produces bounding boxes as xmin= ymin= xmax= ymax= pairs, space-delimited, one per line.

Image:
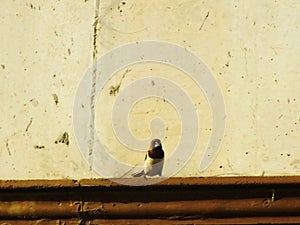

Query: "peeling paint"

xmin=55 ymin=132 xmax=70 ymax=146
xmin=109 ymin=69 xmax=131 ymax=96
xmin=34 ymin=145 xmax=45 ymax=150
xmin=52 ymin=94 xmax=59 ymax=105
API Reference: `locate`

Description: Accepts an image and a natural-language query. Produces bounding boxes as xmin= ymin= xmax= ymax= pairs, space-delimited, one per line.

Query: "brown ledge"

xmin=0 ymin=177 xmax=300 ymax=224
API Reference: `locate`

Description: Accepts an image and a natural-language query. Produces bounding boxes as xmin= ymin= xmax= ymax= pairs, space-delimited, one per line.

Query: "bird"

xmin=132 ymin=139 xmax=164 ymax=177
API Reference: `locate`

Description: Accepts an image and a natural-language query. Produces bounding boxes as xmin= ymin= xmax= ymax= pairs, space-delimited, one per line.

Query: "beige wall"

xmin=1 ymin=0 xmax=299 ymax=179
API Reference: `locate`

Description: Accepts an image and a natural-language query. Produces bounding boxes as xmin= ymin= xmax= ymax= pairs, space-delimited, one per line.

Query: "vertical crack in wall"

xmin=88 ymin=0 xmax=101 ymax=174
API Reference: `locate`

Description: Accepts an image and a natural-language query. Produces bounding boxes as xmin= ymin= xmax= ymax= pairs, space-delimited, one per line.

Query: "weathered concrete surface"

xmin=0 ymin=0 xmax=300 ymax=179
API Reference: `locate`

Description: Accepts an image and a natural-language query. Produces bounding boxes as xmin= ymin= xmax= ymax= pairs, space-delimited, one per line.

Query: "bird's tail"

xmin=132 ymin=170 xmax=145 ymax=177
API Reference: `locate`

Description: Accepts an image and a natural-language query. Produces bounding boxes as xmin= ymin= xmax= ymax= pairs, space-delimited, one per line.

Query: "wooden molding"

xmin=0 ymin=177 xmax=300 ymax=224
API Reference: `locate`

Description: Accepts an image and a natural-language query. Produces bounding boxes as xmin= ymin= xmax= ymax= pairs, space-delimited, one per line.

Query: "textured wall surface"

xmin=0 ymin=0 xmax=299 ymax=179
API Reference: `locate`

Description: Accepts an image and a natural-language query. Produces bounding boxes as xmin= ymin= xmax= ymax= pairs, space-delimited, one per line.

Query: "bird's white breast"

xmin=144 ymin=154 xmax=164 ymax=176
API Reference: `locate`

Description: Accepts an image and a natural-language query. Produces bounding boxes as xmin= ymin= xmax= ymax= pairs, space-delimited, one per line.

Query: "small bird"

xmin=132 ymin=139 xmax=164 ymax=177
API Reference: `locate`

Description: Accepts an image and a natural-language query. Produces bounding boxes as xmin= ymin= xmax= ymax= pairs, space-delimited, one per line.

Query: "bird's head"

xmin=150 ymin=138 xmax=162 ymax=149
